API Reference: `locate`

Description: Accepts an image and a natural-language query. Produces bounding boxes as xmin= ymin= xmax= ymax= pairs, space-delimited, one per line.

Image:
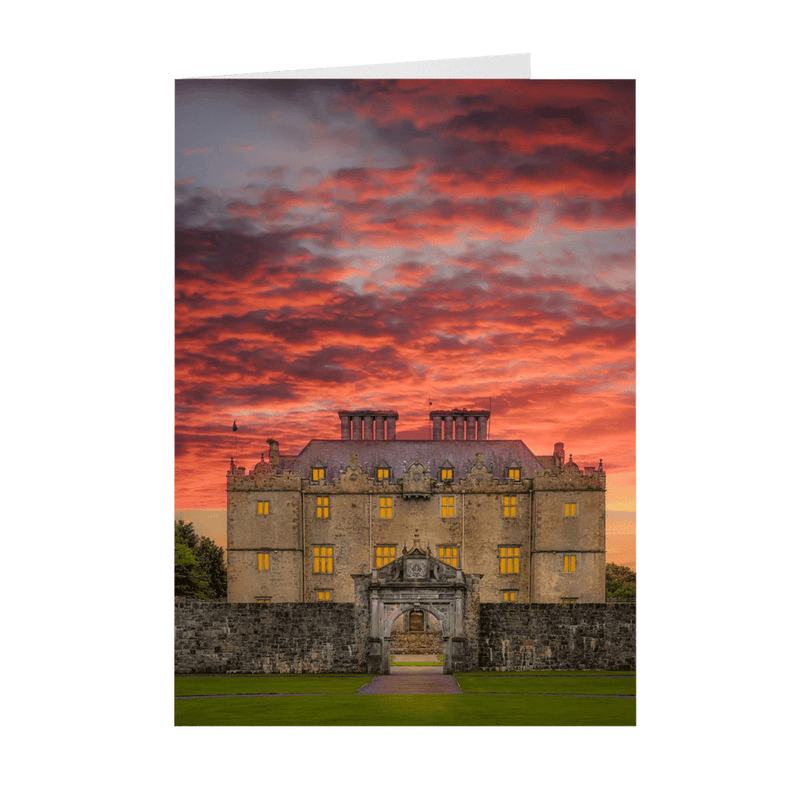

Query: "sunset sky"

xmin=175 ymin=79 xmax=635 ymax=516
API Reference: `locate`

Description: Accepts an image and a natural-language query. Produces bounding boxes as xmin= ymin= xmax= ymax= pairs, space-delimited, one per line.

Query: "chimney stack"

xmin=429 ymin=409 xmax=491 ymax=440
xmin=338 ymin=410 xmax=399 ymax=441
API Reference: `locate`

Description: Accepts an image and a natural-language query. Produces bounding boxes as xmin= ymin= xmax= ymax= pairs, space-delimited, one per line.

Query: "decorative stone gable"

xmin=457 ymin=452 xmax=493 ymax=489
xmin=402 ymin=460 xmax=431 ymax=498
xmin=251 ymin=453 xmax=272 ymax=479
xmin=375 ymin=545 xmax=460 ymax=584
xmin=332 ymin=452 xmax=372 ymax=491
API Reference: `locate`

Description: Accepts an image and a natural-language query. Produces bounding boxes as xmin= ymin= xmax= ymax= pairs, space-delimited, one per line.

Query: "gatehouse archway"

xmin=389 ymin=607 xmax=443 ymax=672
xmin=353 ymin=544 xmax=481 ymax=674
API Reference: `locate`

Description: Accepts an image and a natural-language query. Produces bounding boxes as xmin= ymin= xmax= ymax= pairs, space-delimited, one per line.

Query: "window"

xmin=375 ymin=545 xmax=396 ymax=568
xmin=563 ymin=554 xmax=577 ymax=573
xmin=316 ymin=590 xmax=331 ymax=602
xmin=438 ymin=546 xmax=459 ymax=568
xmin=379 ymin=496 xmax=393 ymax=519
xmin=312 ymin=467 xmax=325 ymax=482
xmin=508 ymin=467 xmax=520 ymax=481
xmin=502 ymin=591 xmax=517 ymax=602
xmin=255 ymin=596 xmax=271 ymax=603
xmin=377 ymin=467 xmax=390 ymax=481
xmin=564 ymin=502 xmax=577 ymax=517
xmin=499 ymin=546 xmax=520 ymax=574
xmin=440 ymin=467 xmax=453 ymax=481
xmin=316 ymin=496 xmax=330 ymax=518
xmin=313 ymin=545 xmax=334 ymax=573
xmin=257 ymin=552 xmax=270 ymax=571
xmin=562 ymin=597 xmax=577 ymax=604
xmin=503 ymin=495 xmax=517 ymax=518
xmin=257 ymin=500 xmax=269 ymax=515
xmin=441 ymin=496 xmax=455 ymax=518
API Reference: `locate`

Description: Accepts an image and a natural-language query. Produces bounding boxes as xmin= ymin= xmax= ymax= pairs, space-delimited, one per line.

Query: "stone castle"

xmin=226 ymin=408 xmax=606 ymax=607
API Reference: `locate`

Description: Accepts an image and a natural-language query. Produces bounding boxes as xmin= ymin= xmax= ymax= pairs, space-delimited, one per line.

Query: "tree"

xmin=606 ymin=562 xmax=636 ymax=599
xmin=194 ymin=536 xmax=227 ymax=599
xmin=175 ymin=520 xmax=227 ymax=600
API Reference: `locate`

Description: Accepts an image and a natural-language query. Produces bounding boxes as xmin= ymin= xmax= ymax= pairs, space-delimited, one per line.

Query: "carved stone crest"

xmin=406 ymin=559 xmax=427 ymax=579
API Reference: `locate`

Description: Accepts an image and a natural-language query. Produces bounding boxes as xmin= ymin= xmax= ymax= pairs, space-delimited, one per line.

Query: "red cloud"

xmin=551 ymin=194 xmax=635 ymax=230
xmin=175 ymin=80 xmax=635 ymax=508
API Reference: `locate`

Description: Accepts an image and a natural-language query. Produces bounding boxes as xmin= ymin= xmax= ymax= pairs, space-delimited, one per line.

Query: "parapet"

xmin=226 ymin=455 xmax=302 ymax=491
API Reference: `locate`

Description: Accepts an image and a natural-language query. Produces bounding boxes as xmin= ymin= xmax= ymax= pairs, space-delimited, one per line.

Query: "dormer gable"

xmin=374 ymin=544 xmax=460 ymax=583
xmin=310 ymin=460 xmax=326 ymax=483
xmin=438 ymin=459 xmax=455 ymax=482
xmin=375 ymin=460 xmax=392 ymax=482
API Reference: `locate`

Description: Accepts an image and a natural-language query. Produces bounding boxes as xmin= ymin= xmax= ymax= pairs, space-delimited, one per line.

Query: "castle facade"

xmin=226 ymin=409 xmax=606 ymax=604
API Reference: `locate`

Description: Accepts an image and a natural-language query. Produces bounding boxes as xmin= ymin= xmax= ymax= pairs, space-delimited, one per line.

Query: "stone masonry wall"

xmin=175 ymin=601 xmax=635 ymax=673
xmin=478 ymin=603 xmax=635 ymax=671
xmin=391 ymin=631 xmax=444 ymax=654
xmin=175 ymin=601 xmax=363 ymax=673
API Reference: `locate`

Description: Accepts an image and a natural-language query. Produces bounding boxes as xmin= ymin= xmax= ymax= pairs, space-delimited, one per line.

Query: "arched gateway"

xmin=353 ymin=543 xmax=481 ymax=674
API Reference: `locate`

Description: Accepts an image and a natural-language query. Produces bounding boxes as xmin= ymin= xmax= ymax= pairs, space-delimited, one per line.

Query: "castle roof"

xmin=283 ymin=438 xmax=552 ymax=478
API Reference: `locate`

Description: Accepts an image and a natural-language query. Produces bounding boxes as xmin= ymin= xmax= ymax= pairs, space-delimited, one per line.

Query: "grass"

xmin=456 ymin=675 xmax=634 ymax=696
xmin=456 ymin=670 xmax=635 ymax=677
xmin=175 ymin=693 xmax=635 ymax=726
xmin=175 ymin=674 xmax=372 ymax=696
xmin=175 ymin=670 xmax=635 ymax=726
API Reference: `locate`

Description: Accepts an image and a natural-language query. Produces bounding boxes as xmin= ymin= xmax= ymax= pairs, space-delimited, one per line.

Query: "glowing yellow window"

xmin=379 ymin=496 xmax=393 ymax=519
xmin=377 ymin=467 xmax=390 ymax=481
xmin=313 ymin=546 xmax=334 ymax=573
xmin=441 ymin=467 xmax=453 ymax=481
xmin=438 ymin=546 xmax=459 ymax=568
xmin=502 ymin=591 xmax=517 ymax=602
xmin=503 ymin=496 xmax=517 ymax=518
xmin=562 ymin=597 xmax=577 ymax=604
xmin=257 ymin=552 xmax=269 ymax=571
xmin=441 ymin=496 xmax=455 ymax=517
xmin=564 ymin=502 xmax=577 ymax=517
xmin=312 ymin=467 xmax=325 ymax=482
xmin=257 ymin=500 xmax=269 ymax=515
xmin=375 ymin=545 xmax=396 ymax=568
xmin=316 ymin=496 xmax=330 ymax=518
xmin=508 ymin=468 xmax=520 ymax=481
xmin=255 ymin=596 xmax=271 ymax=603
xmin=499 ymin=546 xmax=520 ymax=574
xmin=316 ymin=590 xmax=331 ymax=602
xmin=563 ymin=554 xmax=577 ymax=573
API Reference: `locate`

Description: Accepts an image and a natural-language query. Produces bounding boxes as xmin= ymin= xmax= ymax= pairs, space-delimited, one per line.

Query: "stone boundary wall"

xmin=478 ymin=603 xmax=636 ymax=671
xmin=391 ymin=631 xmax=444 ymax=654
xmin=175 ymin=602 xmax=635 ymax=673
xmin=175 ymin=601 xmax=363 ymax=674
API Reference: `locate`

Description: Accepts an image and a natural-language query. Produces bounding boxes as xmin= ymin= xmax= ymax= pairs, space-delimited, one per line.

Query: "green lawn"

xmin=175 ymin=670 xmax=635 ymax=726
xmin=456 ymin=670 xmax=635 ymax=677
xmin=175 ymin=693 xmax=635 ymax=726
xmin=456 ymin=675 xmax=635 ymax=696
xmin=175 ymin=674 xmax=372 ymax=696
